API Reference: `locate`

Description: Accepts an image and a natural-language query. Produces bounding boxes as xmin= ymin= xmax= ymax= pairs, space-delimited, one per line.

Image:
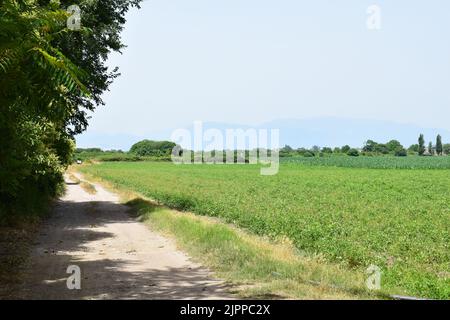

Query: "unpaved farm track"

xmin=11 ymin=175 xmax=232 ymax=299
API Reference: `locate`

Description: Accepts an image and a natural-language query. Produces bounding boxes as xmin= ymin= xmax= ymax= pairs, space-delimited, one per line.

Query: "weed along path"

xmin=12 ymin=174 xmax=232 ymax=299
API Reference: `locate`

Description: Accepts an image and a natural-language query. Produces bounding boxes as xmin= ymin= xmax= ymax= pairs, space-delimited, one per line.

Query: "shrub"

xmin=347 ymin=148 xmax=360 ymax=157
xmin=443 ymin=144 xmax=450 ymax=155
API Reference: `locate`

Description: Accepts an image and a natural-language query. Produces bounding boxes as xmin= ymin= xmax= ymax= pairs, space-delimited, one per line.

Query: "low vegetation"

xmin=80 ymin=161 xmax=450 ymax=299
xmin=129 ymin=199 xmax=380 ymax=299
xmin=75 ymin=133 xmax=450 ymax=166
xmin=74 ymin=147 xmax=172 ymax=163
xmin=282 ymin=155 xmax=450 ymax=169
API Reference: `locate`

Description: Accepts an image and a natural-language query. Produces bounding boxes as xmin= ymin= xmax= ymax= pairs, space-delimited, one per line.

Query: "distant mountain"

xmin=75 ymin=117 xmax=450 ymax=151
xmin=259 ymin=117 xmax=450 ymax=149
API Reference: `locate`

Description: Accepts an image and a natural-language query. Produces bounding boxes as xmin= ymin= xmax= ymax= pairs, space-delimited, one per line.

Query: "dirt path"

xmin=12 ymin=175 xmax=232 ymax=299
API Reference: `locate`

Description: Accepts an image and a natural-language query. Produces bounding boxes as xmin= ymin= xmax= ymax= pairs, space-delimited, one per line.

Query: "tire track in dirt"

xmin=11 ymin=174 xmax=232 ymax=300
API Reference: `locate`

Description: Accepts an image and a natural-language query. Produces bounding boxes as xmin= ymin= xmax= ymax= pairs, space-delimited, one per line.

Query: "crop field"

xmin=80 ymin=161 xmax=450 ymax=299
xmin=282 ymin=155 xmax=450 ymax=169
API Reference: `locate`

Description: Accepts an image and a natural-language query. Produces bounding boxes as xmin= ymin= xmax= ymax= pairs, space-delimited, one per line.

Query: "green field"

xmin=282 ymin=155 xmax=450 ymax=169
xmin=80 ymin=161 xmax=450 ymax=299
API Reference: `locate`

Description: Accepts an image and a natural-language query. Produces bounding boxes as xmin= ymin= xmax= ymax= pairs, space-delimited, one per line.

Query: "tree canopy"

xmin=0 ymin=0 xmax=141 ymax=217
xmin=130 ymin=140 xmax=177 ymax=156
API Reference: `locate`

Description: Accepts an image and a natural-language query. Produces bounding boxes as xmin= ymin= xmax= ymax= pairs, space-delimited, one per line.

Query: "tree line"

xmin=77 ymin=134 xmax=450 ymax=163
xmin=280 ymin=134 xmax=450 ymax=157
xmin=412 ymin=134 xmax=447 ymax=156
xmin=0 ymin=0 xmax=141 ymax=219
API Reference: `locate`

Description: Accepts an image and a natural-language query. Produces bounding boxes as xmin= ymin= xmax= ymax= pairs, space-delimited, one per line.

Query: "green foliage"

xmin=408 ymin=144 xmax=419 ymax=153
xmin=303 ymin=151 xmax=315 ymax=157
xmin=130 ymin=140 xmax=176 ymax=157
xmin=362 ymin=140 xmax=377 ymax=152
xmin=443 ymin=144 xmax=450 ymax=155
xmin=436 ymin=134 xmax=443 ymax=155
xmin=341 ymin=145 xmax=351 ymax=153
xmin=386 ymin=140 xmax=403 ymax=152
xmin=76 ymin=148 xmax=102 ymax=153
xmin=280 ymin=145 xmax=294 ymax=157
xmin=362 ymin=139 xmax=404 ymax=155
xmin=55 ymin=0 xmax=142 ymax=135
xmin=281 ymin=145 xmax=293 ymax=152
xmin=346 ymin=148 xmax=359 ymax=157
xmin=311 ymin=145 xmax=320 ymax=153
xmin=394 ymin=148 xmax=407 ymax=157
xmin=375 ymin=144 xmax=389 ymax=154
xmin=0 ymin=0 xmax=80 ymax=215
xmin=418 ymin=134 xmax=426 ymax=155
xmin=128 ymin=199 xmax=374 ymax=299
xmin=0 ymin=0 xmax=141 ymax=217
xmin=81 ymin=162 xmax=450 ymax=299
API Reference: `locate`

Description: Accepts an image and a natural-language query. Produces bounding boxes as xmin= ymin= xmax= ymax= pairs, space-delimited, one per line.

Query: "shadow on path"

xmin=9 ymin=181 xmax=232 ymax=300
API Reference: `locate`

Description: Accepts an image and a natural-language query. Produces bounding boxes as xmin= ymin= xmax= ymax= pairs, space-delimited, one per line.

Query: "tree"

xmin=321 ymin=147 xmax=333 ymax=154
xmin=374 ymin=143 xmax=389 ymax=154
xmin=280 ymin=145 xmax=294 ymax=157
xmin=0 ymin=0 xmax=141 ymax=217
xmin=341 ymin=145 xmax=351 ymax=153
xmin=55 ymin=0 xmax=142 ymax=135
xmin=428 ymin=142 xmax=433 ymax=155
xmin=130 ymin=140 xmax=176 ymax=156
xmin=362 ymin=140 xmax=392 ymax=154
xmin=436 ymin=135 xmax=443 ymax=156
xmin=418 ymin=134 xmax=425 ymax=156
xmin=386 ymin=140 xmax=403 ymax=153
xmin=362 ymin=140 xmax=378 ymax=152
xmin=408 ymin=144 xmax=419 ymax=153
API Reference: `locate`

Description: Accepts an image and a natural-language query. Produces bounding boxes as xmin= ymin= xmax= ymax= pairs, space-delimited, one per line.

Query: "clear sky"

xmin=77 ymin=0 xmax=450 ymax=147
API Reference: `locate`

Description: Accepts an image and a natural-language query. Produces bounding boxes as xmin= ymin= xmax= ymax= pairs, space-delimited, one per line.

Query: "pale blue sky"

xmin=77 ymin=0 xmax=450 ymax=149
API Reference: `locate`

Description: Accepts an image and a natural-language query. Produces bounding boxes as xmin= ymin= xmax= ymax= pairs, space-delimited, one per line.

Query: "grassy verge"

xmin=80 ymin=169 xmax=385 ymax=299
xmin=80 ymin=181 xmax=97 ymax=195
xmin=68 ymin=171 xmax=97 ymax=195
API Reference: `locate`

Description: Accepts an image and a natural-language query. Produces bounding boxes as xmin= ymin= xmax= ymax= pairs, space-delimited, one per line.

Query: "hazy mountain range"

xmin=76 ymin=117 xmax=450 ymax=151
